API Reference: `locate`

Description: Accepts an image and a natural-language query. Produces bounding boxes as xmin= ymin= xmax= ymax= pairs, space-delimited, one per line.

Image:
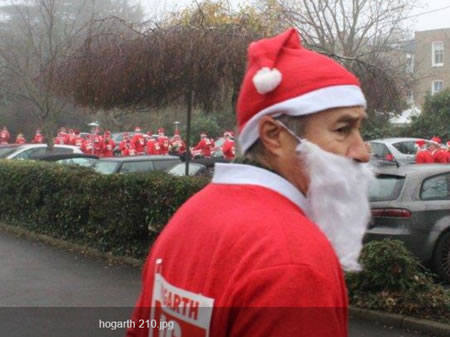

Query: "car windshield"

xmin=93 ymin=161 xmax=120 ymax=174
xmin=369 ymin=174 xmax=405 ymax=201
xmin=0 ymin=146 xmax=20 ymax=158
xmin=168 ymin=163 xmax=203 ymax=176
xmin=57 ymin=158 xmax=98 ymax=167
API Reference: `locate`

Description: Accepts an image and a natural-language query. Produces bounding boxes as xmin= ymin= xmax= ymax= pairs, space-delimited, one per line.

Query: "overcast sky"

xmin=142 ymin=0 xmax=450 ymax=33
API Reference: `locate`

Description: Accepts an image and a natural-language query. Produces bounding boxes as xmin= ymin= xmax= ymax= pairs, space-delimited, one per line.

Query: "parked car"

xmin=0 ymin=144 xmax=83 ymax=160
xmin=30 ymin=153 xmax=99 ymax=167
xmin=168 ymin=158 xmax=230 ymax=177
xmin=364 ymin=164 xmax=450 ymax=282
xmin=92 ymin=155 xmax=181 ymax=175
xmin=369 ymin=138 xmax=433 ymax=165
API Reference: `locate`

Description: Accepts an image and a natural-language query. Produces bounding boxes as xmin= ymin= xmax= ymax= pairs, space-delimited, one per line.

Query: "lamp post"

xmin=88 ymin=121 xmax=100 ymax=155
xmin=174 ymin=121 xmax=180 ymax=133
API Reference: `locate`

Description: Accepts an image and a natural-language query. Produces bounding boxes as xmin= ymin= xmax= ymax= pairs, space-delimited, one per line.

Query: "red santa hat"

xmin=415 ymin=139 xmax=426 ymax=148
xmin=431 ymin=136 xmax=441 ymax=144
xmin=200 ymin=132 xmax=207 ymax=138
xmin=135 ymin=127 xmax=142 ymax=132
xmin=237 ymin=28 xmax=366 ymax=153
xmin=158 ymin=128 xmax=165 ymax=134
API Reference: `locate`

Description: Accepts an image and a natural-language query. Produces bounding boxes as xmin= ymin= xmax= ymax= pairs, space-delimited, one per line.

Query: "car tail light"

xmin=371 ymin=208 xmax=412 ymax=218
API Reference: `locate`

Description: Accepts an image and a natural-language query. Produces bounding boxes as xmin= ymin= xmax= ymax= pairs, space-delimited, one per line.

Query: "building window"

xmin=407 ymin=89 xmax=414 ymax=105
xmin=432 ymin=80 xmax=443 ymax=95
xmin=432 ymin=41 xmax=444 ymax=66
xmin=406 ymin=54 xmax=414 ymax=73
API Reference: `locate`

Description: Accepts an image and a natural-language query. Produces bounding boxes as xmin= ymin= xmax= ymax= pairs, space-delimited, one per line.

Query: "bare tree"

xmin=262 ymin=0 xmax=416 ymax=114
xmin=0 ymin=0 xmax=144 ymax=144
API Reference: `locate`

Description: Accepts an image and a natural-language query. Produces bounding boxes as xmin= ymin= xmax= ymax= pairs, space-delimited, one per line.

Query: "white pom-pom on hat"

xmin=252 ymin=67 xmax=282 ymax=95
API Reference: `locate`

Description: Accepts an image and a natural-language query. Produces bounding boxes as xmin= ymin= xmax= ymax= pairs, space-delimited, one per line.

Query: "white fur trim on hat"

xmin=238 ymin=84 xmax=366 ymax=153
xmin=252 ymin=67 xmax=282 ymax=94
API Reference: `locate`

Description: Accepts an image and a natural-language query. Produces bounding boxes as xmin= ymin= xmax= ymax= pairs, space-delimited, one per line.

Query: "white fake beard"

xmin=297 ymin=140 xmax=374 ymax=272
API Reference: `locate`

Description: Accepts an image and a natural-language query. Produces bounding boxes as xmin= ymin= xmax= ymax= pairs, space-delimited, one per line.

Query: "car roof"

xmin=98 ymin=155 xmax=180 ymax=162
xmin=31 ymin=153 xmax=99 ymax=160
xmin=370 ymin=137 xmax=425 ymax=144
xmin=374 ymin=164 xmax=450 ymax=177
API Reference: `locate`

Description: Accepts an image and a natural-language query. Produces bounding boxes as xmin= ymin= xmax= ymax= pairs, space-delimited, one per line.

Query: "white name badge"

xmin=149 ymin=273 xmax=214 ymax=337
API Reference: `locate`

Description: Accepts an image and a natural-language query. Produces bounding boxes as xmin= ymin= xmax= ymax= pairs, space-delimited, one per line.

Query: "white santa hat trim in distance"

xmin=238 ymin=84 xmax=366 ymax=153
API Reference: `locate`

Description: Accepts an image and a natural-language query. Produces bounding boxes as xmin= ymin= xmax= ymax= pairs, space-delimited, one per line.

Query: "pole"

xmin=185 ymin=89 xmax=193 ymax=176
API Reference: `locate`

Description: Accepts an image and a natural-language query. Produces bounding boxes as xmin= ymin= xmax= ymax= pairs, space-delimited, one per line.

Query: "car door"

xmin=407 ymin=172 xmax=450 ymax=262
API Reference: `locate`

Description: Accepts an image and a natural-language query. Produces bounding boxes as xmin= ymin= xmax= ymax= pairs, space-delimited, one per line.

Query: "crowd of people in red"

xmin=415 ymin=137 xmax=450 ymax=163
xmin=0 ymin=125 xmax=236 ymax=160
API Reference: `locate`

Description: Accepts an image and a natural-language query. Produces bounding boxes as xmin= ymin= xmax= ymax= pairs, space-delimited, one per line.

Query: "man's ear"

xmin=258 ymin=116 xmax=284 ymax=156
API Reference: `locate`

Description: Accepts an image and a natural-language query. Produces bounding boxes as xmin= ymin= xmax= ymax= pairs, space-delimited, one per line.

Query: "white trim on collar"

xmin=212 ymin=163 xmax=308 ymax=212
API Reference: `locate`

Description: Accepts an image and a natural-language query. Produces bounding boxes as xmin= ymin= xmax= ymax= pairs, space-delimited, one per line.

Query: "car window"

xmin=153 ymin=159 xmax=180 ymax=171
xmin=0 ymin=146 xmax=19 ymax=158
xmin=120 ymin=161 xmax=154 ymax=173
xmin=93 ymin=161 xmax=120 ymax=174
xmin=392 ymin=141 xmax=417 ymax=155
xmin=369 ymin=175 xmax=405 ymax=201
xmin=421 ymin=174 xmax=450 ymax=201
xmin=370 ymin=142 xmax=392 ymax=160
xmin=168 ymin=163 xmax=203 ymax=176
xmin=57 ymin=158 xmax=97 ymax=167
xmin=14 ymin=147 xmax=45 ymax=160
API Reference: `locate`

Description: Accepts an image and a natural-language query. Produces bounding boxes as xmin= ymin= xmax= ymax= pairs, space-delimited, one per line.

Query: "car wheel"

xmin=432 ymin=231 xmax=450 ymax=283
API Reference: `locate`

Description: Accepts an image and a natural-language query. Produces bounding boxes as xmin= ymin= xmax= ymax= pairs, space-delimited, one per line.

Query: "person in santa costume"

xmin=193 ymin=131 xmax=214 ymax=157
xmin=101 ymin=131 xmax=116 ymax=158
xmin=65 ymin=129 xmax=76 ymax=145
xmin=127 ymin=28 xmax=372 ymax=337
xmin=415 ymin=139 xmax=433 ymax=164
xmin=429 ymin=137 xmax=447 ymax=163
xmin=221 ymin=131 xmax=235 ymax=160
xmin=156 ymin=128 xmax=170 ymax=155
xmin=0 ymin=126 xmax=10 ymax=144
xmin=53 ymin=129 xmax=66 ymax=145
xmin=146 ymin=134 xmax=162 ymax=155
xmin=73 ymin=129 xmax=84 ymax=147
xmin=169 ymin=130 xmax=186 ymax=155
xmin=132 ymin=127 xmax=146 ymax=154
xmin=80 ymin=136 xmax=94 ymax=154
xmin=15 ymin=132 xmax=26 ymax=144
xmin=31 ymin=129 xmax=44 ymax=144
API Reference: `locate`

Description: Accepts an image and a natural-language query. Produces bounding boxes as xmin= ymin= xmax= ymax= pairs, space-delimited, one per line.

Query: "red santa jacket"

xmin=80 ymin=139 xmax=94 ymax=154
xmin=432 ymin=149 xmax=448 ymax=163
xmin=170 ymin=138 xmax=186 ymax=155
xmin=74 ymin=135 xmax=84 ymax=147
xmin=15 ymin=136 xmax=26 ymax=144
xmin=194 ymin=138 xmax=213 ymax=157
xmin=416 ymin=149 xmax=434 ymax=164
xmin=101 ymin=139 xmax=116 ymax=158
xmin=127 ymin=164 xmax=348 ymax=337
xmin=132 ymin=134 xmax=146 ymax=154
xmin=222 ymin=139 xmax=235 ymax=160
xmin=147 ymin=139 xmax=162 ymax=155
xmin=65 ymin=133 xmax=76 ymax=145
xmin=32 ymin=134 xmax=44 ymax=144
xmin=0 ymin=130 xmax=10 ymax=144
xmin=158 ymin=135 xmax=170 ymax=155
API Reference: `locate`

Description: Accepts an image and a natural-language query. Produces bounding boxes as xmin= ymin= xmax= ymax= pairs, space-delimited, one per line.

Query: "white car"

xmin=0 ymin=144 xmax=83 ymax=160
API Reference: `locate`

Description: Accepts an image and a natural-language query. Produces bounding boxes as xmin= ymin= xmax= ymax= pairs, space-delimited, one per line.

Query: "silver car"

xmin=364 ymin=164 xmax=450 ymax=282
xmin=369 ymin=137 xmax=433 ymax=165
xmin=0 ymin=144 xmax=82 ymax=160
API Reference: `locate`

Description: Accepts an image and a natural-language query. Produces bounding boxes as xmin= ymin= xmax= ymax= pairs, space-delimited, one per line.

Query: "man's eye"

xmin=335 ymin=126 xmax=351 ymax=134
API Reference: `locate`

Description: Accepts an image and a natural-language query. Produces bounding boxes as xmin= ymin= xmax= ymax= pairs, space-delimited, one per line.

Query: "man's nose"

xmin=348 ymin=134 xmax=370 ymax=163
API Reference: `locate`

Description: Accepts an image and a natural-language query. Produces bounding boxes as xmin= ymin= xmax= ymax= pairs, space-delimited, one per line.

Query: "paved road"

xmin=0 ymin=229 xmax=435 ymax=337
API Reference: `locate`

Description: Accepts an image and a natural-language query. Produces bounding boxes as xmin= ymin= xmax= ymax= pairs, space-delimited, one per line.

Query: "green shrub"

xmin=346 ymin=239 xmax=450 ymax=322
xmin=0 ymin=160 xmax=208 ymax=259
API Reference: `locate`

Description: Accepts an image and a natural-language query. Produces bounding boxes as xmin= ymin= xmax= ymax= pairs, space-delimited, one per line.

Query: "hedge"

xmin=347 ymin=239 xmax=450 ymax=323
xmin=0 ymin=160 xmax=208 ymax=259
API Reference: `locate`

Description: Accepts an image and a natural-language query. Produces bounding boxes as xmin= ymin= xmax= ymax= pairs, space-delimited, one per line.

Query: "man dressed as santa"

xmin=415 ymin=139 xmax=433 ymax=164
xmin=221 ymin=131 xmax=235 ymax=160
xmin=127 ymin=28 xmax=372 ymax=337
xmin=0 ymin=126 xmax=10 ymax=144
xmin=32 ymin=129 xmax=44 ymax=144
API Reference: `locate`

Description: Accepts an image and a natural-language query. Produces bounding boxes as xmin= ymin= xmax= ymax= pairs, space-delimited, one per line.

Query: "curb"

xmin=1 ymin=223 xmax=449 ymax=336
xmin=0 ymin=222 xmax=144 ymax=268
xmin=350 ymin=307 xmax=450 ymax=337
